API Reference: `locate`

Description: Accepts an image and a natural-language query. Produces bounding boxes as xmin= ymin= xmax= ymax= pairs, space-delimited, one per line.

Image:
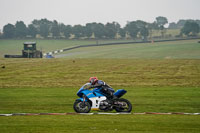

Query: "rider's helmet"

xmin=89 ymin=77 xmax=98 ymax=85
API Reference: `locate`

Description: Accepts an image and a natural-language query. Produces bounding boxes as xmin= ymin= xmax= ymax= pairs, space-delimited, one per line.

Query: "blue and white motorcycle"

xmin=73 ymin=83 xmax=132 ymax=113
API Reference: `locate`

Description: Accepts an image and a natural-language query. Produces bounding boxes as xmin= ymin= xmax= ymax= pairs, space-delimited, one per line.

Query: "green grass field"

xmin=55 ymin=40 xmax=200 ymax=59
xmin=0 ymin=58 xmax=200 ymax=132
xmin=1 ymin=115 xmax=199 ymax=133
xmin=0 ymin=39 xmax=96 ymax=57
xmin=0 ymin=39 xmax=200 ymax=132
xmin=0 ymin=39 xmax=139 ymax=58
xmin=1 ymin=39 xmax=200 ymax=59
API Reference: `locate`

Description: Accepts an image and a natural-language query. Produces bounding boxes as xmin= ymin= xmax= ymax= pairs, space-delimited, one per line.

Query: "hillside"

xmin=0 ymin=39 xmax=200 ymax=59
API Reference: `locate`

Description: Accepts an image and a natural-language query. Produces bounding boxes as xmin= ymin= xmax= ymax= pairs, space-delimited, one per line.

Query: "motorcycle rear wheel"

xmin=114 ymin=98 xmax=132 ymax=112
xmin=73 ymin=100 xmax=91 ymax=113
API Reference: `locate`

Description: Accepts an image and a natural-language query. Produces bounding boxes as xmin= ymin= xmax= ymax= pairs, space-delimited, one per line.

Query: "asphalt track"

xmin=1 ymin=112 xmax=200 ymax=116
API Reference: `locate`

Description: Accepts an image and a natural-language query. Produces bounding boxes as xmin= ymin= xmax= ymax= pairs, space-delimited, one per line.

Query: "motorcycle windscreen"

xmin=77 ymin=83 xmax=91 ymax=97
xmin=77 ymin=89 xmax=91 ymax=97
xmin=114 ymin=89 xmax=127 ymax=98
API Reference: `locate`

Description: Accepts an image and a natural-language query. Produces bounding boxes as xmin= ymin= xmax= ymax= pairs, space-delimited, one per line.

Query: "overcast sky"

xmin=0 ymin=0 xmax=200 ymax=30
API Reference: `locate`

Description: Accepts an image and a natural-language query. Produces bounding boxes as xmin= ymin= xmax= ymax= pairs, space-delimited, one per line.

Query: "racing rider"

xmin=89 ymin=77 xmax=115 ymax=99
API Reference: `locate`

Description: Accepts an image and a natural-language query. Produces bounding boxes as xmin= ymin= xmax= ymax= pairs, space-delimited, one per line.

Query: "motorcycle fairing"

xmin=77 ymin=96 xmax=107 ymax=110
xmin=114 ymin=89 xmax=127 ymax=98
xmin=76 ymin=86 xmax=107 ymax=110
xmin=89 ymin=96 xmax=107 ymax=109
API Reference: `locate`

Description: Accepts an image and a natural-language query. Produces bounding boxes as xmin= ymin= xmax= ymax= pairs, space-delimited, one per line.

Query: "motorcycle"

xmin=73 ymin=83 xmax=132 ymax=113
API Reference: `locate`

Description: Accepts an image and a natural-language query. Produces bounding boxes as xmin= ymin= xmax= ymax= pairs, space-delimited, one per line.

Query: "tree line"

xmin=1 ymin=16 xmax=200 ymax=40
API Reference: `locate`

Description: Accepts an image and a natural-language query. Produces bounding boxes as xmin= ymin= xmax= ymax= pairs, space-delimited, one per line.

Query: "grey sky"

xmin=0 ymin=0 xmax=200 ymax=30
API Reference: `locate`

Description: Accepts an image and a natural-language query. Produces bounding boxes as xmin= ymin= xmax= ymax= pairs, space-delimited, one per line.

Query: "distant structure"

xmin=4 ymin=42 xmax=43 ymax=58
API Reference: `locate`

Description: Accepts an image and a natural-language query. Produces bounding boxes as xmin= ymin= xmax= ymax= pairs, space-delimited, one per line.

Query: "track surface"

xmin=44 ymin=37 xmax=200 ymax=56
xmin=1 ymin=112 xmax=200 ymax=116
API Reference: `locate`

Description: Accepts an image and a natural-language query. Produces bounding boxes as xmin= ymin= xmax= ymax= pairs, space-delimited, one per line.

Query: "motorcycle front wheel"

xmin=73 ymin=100 xmax=91 ymax=113
xmin=114 ymin=98 xmax=132 ymax=112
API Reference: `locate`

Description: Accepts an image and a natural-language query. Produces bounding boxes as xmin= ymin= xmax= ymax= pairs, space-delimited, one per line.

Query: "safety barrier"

xmin=43 ymin=37 xmax=200 ymax=56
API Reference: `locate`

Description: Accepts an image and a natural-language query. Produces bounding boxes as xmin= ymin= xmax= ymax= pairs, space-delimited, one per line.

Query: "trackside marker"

xmin=0 ymin=114 xmax=12 ymax=116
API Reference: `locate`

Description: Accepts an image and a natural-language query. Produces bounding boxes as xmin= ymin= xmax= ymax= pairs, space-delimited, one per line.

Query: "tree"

xmin=181 ymin=21 xmax=200 ymax=36
xmin=92 ymin=23 xmax=106 ymax=39
xmin=72 ymin=25 xmax=85 ymax=39
xmin=136 ymin=20 xmax=149 ymax=41
xmin=168 ymin=22 xmax=178 ymax=29
xmin=59 ymin=23 xmax=66 ymax=36
xmin=156 ymin=16 xmax=168 ymax=38
xmin=85 ymin=23 xmax=94 ymax=38
xmin=125 ymin=21 xmax=139 ymax=39
xmin=140 ymin=27 xmax=149 ymax=41
xmin=32 ymin=18 xmax=52 ymax=38
xmin=156 ymin=16 xmax=168 ymax=27
xmin=0 ymin=29 xmax=2 ymax=38
xmin=51 ymin=20 xmax=60 ymax=38
xmin=40 ymin=23 xmax=49 ymax=38
xmin=119 ymin=28 xmax=126 ymax=38
xmin=27 ymin=24 xmax=38 ymax=38
xmin=177 ymin=19 xmax=193 ymax=29
xmin=15 ymin=21 xmax=27 ymax=38
xmin=196 ymin=20 xmax=200 ymax=27
xmin=147 ymin=22 xmax=159 ymax=39
xmin=63 ymin=25 xmax=72 ymax=39
xmin=3 ymin=23 xmax=15 ymax=38
xmin=104 ymin=22 xmax=120 ymax=39
xmin=87 ymin=23 xmax=105 ymax=39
